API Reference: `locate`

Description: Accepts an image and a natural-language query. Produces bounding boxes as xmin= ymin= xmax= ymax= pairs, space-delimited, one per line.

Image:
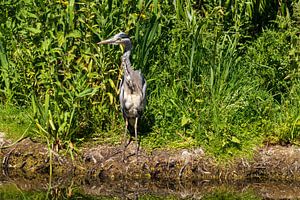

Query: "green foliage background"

xmin=0 ymin=0 xmax=300 ymax=157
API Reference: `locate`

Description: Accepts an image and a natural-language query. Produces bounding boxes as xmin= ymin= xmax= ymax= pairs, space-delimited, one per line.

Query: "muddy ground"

xmin=2 ymin=136 xmax=300 ymax=181
xmin=2 ymin=133 xmax=300 ymax=198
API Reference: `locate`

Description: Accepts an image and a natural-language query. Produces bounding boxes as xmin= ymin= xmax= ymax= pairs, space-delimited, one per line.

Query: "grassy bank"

xmin=0 ymin=105 xmax=32 ymax=141
xmin=0 ymin=0 xmax=300 ymax=158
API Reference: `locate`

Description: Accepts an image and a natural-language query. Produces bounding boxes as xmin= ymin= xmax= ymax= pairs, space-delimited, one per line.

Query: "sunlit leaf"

xmin=181 ymin=115 xmax=190 ymax=127
xmin=25 ymin=27 xmax=41 ymax=34
xmin=106 ymin=92 xmax=114 ymax=105
xmin=231 ymin=136 xmax=240 ymax=144
xmin=66 ymin=30 xmax=82 ymax=38
xmin=57 ymin=32 xmax=65 ymax=47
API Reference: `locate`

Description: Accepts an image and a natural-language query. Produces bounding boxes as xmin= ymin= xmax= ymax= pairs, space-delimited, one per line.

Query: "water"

xmin=1 ymin=174 xmax=300 ymax=200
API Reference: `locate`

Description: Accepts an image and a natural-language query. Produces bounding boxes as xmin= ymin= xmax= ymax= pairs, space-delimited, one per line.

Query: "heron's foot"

xmin=134 ymin=143 xmax=141 ymax=164
xmin=135 ymin=153 xmax=139 ymax=163
xmin=122 ymin=138 xmax=132 ymax=150
xmin=122 ymin=151 xmax=126 ymax=163
xmin=122 ymin=138 xmax=132 ymax=162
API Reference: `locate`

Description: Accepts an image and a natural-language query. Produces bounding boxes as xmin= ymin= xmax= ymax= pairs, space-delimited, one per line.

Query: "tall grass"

xmin=0 ymin=0 xmax=299 ymax=157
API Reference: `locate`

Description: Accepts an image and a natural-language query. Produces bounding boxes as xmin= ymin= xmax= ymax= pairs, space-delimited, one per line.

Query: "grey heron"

xmin=98 ymin=32 xmax=147 ymax=161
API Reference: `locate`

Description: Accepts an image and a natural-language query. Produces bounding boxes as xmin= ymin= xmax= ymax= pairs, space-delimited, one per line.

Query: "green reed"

xmin=0 ymin=0 xmax=299 ymax=158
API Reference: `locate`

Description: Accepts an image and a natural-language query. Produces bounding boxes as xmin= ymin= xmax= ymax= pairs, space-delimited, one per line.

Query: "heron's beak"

xmin=97 ymin=38 xmax=117 ymax=45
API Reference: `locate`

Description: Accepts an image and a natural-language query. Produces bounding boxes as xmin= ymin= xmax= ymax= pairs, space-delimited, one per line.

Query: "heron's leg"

xmin=134 ymin=117 xmax=139 ymax=161
xmin=123 ymin=118 xmax=128 ymax=161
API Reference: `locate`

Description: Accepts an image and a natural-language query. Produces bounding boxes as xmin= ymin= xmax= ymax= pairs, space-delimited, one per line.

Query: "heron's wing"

xmin=136 ymin=70 xmax=147 ymax=99
xmin=139 ymin=72 xmax=147 ymax=110
xmin=142 ymin=75 xmax=147 ymax=100
xmin=119 ymin=76 xmax=125 ymax=111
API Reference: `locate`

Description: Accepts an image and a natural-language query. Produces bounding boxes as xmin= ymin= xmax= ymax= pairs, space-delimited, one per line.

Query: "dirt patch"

xmin=1 ymin=137 xmax=300 ymax=182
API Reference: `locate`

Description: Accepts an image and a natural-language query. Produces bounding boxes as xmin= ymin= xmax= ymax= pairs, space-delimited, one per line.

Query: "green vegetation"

xmin=0 ymin=0 xmax=300 ymax=158
xmin=203 ymin=188 xmax=260 ymax=200
xmin=0 ymin=105 xmax=32 ymax=140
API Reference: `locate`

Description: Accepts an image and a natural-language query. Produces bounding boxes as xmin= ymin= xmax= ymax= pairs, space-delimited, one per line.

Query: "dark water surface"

xmin=1 ymin=174 xmax=300 ymax=200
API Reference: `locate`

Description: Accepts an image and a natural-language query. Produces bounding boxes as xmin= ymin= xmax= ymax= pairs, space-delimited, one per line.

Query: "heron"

xmin=98 ymin=32 xmax=147 ymax=161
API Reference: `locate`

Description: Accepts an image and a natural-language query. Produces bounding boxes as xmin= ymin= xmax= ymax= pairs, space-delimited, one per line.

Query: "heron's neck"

xmin=122 ymin=50 xmax=131 ymax=61
xmin=122 ymin=50 xmax=133 ymax=71
xmin=121 ymin=39 xmax=133 ymax=71
xmin=123 ymin=40 xmax=132 ymax=52
xmin=122 ymin=50 xmax=135 ymax=89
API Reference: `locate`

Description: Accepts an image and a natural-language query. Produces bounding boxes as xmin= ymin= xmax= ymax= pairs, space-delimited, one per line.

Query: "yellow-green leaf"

xmin=26 ymin=27 xmax=41 ymax=34
xmin=106 ymin=92 xmax=114 ymax=105
xmin=181 ymin=115 xmax=190 ymax=127
xmin=66 ymin=30 xmax=82 ymax=38
xmin=57 ymin=32 xmax=65 ymax=47
xmin=231 ymin=136 xmax=240 ymax=144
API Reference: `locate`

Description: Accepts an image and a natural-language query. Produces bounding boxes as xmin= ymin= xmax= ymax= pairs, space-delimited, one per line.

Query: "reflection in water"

xmin=1 ymin=173 xmax=300 ymax=200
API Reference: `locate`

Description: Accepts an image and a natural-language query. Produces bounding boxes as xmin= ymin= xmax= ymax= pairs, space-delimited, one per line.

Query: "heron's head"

xmin=98 ymin=32 xmax=132 ymax=51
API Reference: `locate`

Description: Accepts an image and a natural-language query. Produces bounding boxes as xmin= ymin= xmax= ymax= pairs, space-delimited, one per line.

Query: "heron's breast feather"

xmin=125 ymin=93 xmax=143 ymax=108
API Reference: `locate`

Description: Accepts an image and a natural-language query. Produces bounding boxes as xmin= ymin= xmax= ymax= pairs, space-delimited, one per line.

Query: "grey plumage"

xmin=98 ymin=32 xmax=147 ymax=160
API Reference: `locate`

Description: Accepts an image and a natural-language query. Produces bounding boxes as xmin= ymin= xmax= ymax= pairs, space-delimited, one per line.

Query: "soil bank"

xmin=1 ymin=136 xmax=300 ymax=182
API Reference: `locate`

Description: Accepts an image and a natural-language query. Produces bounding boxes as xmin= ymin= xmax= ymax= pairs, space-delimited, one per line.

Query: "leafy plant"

xmin=0 ymin=0 xmax=299 ymax=158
